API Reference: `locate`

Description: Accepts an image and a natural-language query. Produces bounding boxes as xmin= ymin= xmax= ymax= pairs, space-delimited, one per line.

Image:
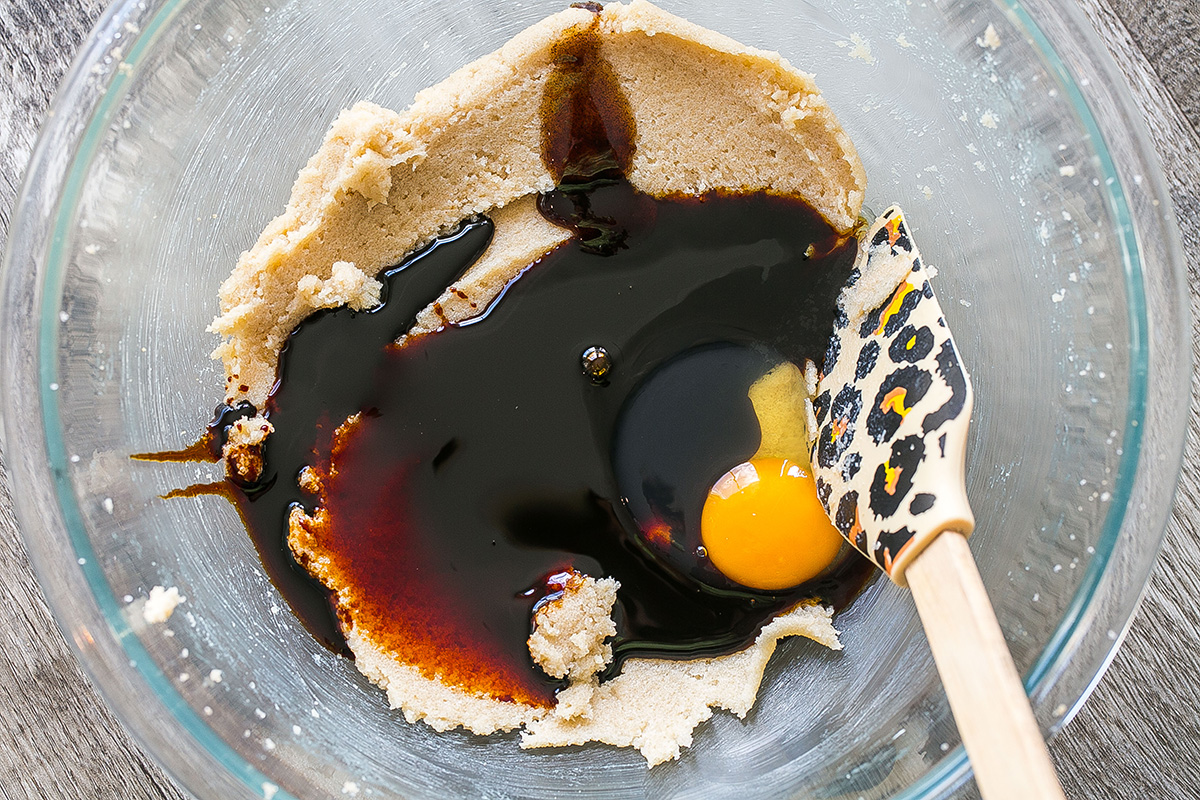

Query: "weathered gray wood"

xmin=1105 ymin=0 xmax=1200 ymax=136
xmin=0 ymin=0 xmax=1197 ymax=798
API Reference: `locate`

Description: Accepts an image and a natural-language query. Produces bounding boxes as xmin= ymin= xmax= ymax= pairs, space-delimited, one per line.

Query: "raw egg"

xmin=700 ymin=457 xmax=842 ymax=591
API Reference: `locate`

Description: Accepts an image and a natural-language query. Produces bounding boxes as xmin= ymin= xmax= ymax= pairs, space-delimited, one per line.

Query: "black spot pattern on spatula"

xmin=866 ymin=365 xmax=933 ymax=444
xmin=909 ymin=492 xmax=935 ymax=515
xmin=816 ymin=208 xmax=972 ymax=578
xmin=868 ymin=434 xmax=925 ymax=519
xmin=817 ymin=386 xmax=862 ymax=469
xmin=888 ymin=324 xmax=933 ymax=364
xmin=855 ymin=339 xmax=880 ymax=380
xmin=922 ymin=339 xmax=968 ymax=435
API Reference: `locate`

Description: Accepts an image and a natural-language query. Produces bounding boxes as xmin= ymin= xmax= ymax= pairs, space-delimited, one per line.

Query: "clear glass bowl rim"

xmin=0 ymin=0 xmax=1189 ymax=797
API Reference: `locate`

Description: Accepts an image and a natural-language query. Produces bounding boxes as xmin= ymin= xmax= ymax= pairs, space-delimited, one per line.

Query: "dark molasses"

xmin=148 ymin=3 xmax=875 ymax=705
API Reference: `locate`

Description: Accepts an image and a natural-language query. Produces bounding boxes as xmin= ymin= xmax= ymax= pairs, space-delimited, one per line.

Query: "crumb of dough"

xmin=143 ymin=585 xmax=185 ymax=623
xmin=297 ymin=466 xmax=321 ymax=494
xmin=210 ymin=0 xmax=865 ymax=416
xmin=846 ymin=33 xmax=875 ymax=65
xmin=804 ymin=358 xmax=820 ymax=439
xmin=528 ymin=572 xmax=619 ymax=681
xmin=521 ymin=602 xmax=840 ymax=766
xmin=804 ymin=358 xmax=819 ymax=395
xmin=223 ymin=414 xmax=273 ymax=484
xmin=292 ymin=261 xmax=382 ymax=316
xmin=839 ymin=239 xmax=921 ymax=331
xmin=977 ymin=23 xmax=1001 ymax=50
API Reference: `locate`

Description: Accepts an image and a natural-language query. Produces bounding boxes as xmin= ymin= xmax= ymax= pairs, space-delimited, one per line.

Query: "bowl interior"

xmin=19 ymin=0 xmax=1162 ymax=797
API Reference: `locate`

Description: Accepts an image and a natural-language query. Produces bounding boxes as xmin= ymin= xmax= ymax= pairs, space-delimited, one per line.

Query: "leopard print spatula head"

xmin=809 ymin=207 xmax=1066 ymax=799
xmin=809 ymin=205 xmax=975 ymax=587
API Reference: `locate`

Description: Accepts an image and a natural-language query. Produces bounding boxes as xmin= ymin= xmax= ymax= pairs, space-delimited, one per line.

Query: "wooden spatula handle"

xmin=907 ymin=531 xmax=1067 ymax=800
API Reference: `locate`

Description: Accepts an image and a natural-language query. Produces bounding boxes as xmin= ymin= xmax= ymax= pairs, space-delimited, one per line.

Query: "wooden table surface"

xmin=1 ymin=0 xmax=1198 ymax=797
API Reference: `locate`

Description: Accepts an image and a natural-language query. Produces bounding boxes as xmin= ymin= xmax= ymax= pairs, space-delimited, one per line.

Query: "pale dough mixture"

xmin=215 ymin=0 xmax=866 ymax=766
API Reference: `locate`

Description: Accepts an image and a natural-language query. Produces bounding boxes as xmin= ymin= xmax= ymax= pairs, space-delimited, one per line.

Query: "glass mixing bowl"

xmin=1 ymin=0 xmax=1188 ymax=797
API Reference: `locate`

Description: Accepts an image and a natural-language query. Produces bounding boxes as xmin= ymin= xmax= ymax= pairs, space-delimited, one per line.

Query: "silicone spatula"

xmin=809 ymin=206 xmax=1066 ymax=800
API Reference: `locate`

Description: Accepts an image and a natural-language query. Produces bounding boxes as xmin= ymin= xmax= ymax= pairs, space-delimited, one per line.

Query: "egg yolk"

xmin=700 ymin=457 xmax=843 ymax=591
